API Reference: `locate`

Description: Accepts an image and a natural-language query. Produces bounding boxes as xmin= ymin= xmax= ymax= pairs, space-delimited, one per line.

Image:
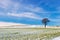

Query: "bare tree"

xmin=42 ymin=18 xmax=50 ymax=28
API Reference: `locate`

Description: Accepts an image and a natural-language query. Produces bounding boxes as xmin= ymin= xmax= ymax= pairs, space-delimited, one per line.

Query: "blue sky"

xmin=0 ymin=0 xmax=60 ymax=26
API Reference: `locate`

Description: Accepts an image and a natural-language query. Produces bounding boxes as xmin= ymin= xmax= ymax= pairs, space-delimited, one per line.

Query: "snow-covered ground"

xmin=52 ymin=36 xmax=60 ymax=40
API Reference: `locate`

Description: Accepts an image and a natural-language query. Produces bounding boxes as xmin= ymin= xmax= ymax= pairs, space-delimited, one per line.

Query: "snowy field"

xmin=0 ymin=28 xmax=60 ymax=40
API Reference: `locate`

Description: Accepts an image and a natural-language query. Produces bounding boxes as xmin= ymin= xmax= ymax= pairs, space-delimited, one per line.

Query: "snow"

xmin=52 ymin=36 xmax=60 ymax=40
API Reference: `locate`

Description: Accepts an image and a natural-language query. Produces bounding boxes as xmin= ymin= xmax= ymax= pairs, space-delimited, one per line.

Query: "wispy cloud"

xmin=0 ymin=0 xmax=60 ymax=26
xmin=0 ymin=0 xmax=12 ymax=8
xmin=0 ymin=0 xmax=44 ymax=20
xmin=7 ymin=12 xmax=42 ymax=20
xmin=0 ymin=0 xmax=49 ymax=13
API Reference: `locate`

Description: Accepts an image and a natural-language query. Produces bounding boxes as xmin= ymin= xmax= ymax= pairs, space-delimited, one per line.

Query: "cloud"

xmin=0 ymin=0 xmax=60 ymax=21
xmin=0 ymin=0 xmax=48 ymax=20
xmin=25 ymin=5 xmax=60 ymax=13
xmin=7 ymin=12 xmax=42 ymax=20
xmin=0 ymin=0 xmax=60 ymax=14
xmin=0 ymin=0 xmax=43 ymax=20
xmin=24 ymin=5 xmax=47 ymax=13
xmin=0 ymin=0 xmax=51 ymax=14
xmin=0 ymin=0 xmax=49 ymax=13
xmin=0 ymin=0 xmax=12 ymax=8
xmin=0 ymin=0 xmax=20 ymax=13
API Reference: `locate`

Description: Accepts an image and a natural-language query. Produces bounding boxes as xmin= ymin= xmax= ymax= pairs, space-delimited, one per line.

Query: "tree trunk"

xmin=45 ymin=24 xmax=46 ymax=28
xmin=45 ymin=23 xmax=46 ymax=28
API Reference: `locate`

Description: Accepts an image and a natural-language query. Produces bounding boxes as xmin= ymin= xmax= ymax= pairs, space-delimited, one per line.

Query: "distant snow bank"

xmin=0 ymin=21 xmax=43 ymax=28
xmin=0 ymin=22 xmax=25 ymax=26
xmin=0 ymin=21 xmax=60 ymax=28
xmin=0 ymin=22 xmax=26 ymax=28
xmin=52 ymin=36 xmax=60 ymax=40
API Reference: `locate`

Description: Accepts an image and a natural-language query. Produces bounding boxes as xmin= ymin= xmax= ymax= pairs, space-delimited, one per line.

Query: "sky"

xmin=0 ymin=0 xmax=60 ymax=26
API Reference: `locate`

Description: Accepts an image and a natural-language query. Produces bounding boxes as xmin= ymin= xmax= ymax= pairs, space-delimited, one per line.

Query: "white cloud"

xmin=0 ymin=2 xmax=43 ymax=20
xmin=0 ymin=0 xmax=60 ymax=14
xmin=0 ymin=0 xmax=20 ymax=13
xmin=0 ymin=0 xmax=49 ymax=13
xmin=25 ymin=5 xmax=60 ymax=13
xmin=7 ymin=12 xmax=42 ymax=20
xmin=9 ymin=2 xmax=20 ymax=13
xmin=0 ymin=0 xmax=48 ymax=13
xmin=0 ymin=0 xmax=12 ymax=8
xmin=0 ymin=0 xmax=45 ymax=20
xmin=1 ymin=0 xmax=60 ymax=21
xmin=24 ymin=5 xmax=46 ymax=13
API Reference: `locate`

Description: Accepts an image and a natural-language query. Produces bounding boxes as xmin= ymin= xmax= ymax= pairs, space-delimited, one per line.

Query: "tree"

xmin=42 ymin=18 xmax=50 ymax=28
